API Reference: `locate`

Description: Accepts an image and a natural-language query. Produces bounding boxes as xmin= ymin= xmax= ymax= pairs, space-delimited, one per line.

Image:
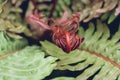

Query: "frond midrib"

xmin=0 ymin=48 xmax=24 ymax=60
xmin=79 ymin=48 xmax=120 ymax=70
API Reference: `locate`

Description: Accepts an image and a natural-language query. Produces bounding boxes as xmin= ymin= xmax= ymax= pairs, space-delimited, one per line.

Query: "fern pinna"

xmin=41 ymin=20 xmax=120 ymax=80
xmin=0 ymin=32 xmax=57 ymax=80
xmin=0 ymin=0 xmax=120 ymax=80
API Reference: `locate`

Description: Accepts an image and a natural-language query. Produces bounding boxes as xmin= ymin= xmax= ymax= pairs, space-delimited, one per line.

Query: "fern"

xmin=0 ymin=31 xmax=28 ymax=56
xmin=41 ymin=20 xmax=120 ymax=80
xmin=0 ymin=46 xmax=57 ymax=80
xmin=50 ymin=0 xmax=120 ymax=23
xmin=0 ymin=18 xmax=31 ymax=39
xmin=0 ymin=0 xmax=32 ymax=39
xmin=0 ymin=0 xmax=120 ymax=80
xmin=101 ymin=10 xmax=119 ymax=24
xmin=0 ymin=31 xmax=57 ymax=80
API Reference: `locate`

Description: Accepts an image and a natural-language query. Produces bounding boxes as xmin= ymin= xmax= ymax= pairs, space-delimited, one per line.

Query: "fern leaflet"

xmin=0 ymin=32 xmax=28 ymax=56
xmin=0 ymin=46 xmax=57 ymax=80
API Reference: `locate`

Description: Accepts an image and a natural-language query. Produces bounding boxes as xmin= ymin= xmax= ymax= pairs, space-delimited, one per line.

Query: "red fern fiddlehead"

xmin=51 ymin=12 xmax=84 ymax=52
xmin=26 ymin=0 xmax=84 ymax=53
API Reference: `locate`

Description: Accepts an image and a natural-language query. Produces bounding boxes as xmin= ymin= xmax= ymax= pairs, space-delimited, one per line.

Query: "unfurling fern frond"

xmin=0 ymin=46 xmax=57 ymax=80
xmin=41 ymin=20 xmax=120 ymax=80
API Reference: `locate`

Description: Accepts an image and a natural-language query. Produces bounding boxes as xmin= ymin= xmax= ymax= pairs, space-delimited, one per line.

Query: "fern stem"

xmin=49 ymin=0 xmax=57 ymax=18
xmin=0 ymin=49 xmax=20 ymax=60
xmin=79 ymin=48 xmax=120 ymax=70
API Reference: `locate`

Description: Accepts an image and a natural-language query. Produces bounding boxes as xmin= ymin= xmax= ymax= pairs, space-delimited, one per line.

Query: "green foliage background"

xmin=0 ymin=0 xmax=120 ymax=80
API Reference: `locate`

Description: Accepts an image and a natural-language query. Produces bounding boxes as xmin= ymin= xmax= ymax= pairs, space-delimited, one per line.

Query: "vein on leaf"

xmin=79 ymin=48 xmax=120 ymax=70
xmin=0 ymin=49 xmax=20 ymax=60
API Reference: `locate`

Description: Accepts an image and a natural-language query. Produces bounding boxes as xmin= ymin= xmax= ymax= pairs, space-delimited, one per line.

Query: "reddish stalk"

xmin=79 ymin=48 xmax=120 ymax=70
xmin=49 ymin=0 xmax=57 ymax=18
xmin=0 ymin=49 xmax=20 ymax=60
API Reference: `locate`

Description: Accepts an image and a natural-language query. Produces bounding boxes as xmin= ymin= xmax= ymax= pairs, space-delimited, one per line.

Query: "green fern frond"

xmin=79 ymin=20 xmax=120 ymax=58
xmin=0 ymin=0 xmax=7 ymax=14
xmin=0 ymin=19 xmax=27 ymax=39
xmin=27 ymin=0 xmax=71 ymax=18
xmin=0 ymin=0 xmax=22 ymax=21
xmin=26 ymin=0 xmax=120 ymax=23
xmin=0 ymin=31 xmax=28 ymax=56
xmin=101 ymin=10 xmax=119 ymax=24
xmin=0 ymin=46 xmax=57 ymax=80
xmin=41 ymin=20 xmax=120 ymax=79
xmin=26 ymin=0 xmax=53 ymax=17
xmin=54 ymin=0 xmax=71 ymax=17
xmin=0 ymin=0 xmax=32 ymax=39
xmin=71 ymin=0 xmax=120 ymax=23
xmin=53 ymin=0 xmax=120 ymax=23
